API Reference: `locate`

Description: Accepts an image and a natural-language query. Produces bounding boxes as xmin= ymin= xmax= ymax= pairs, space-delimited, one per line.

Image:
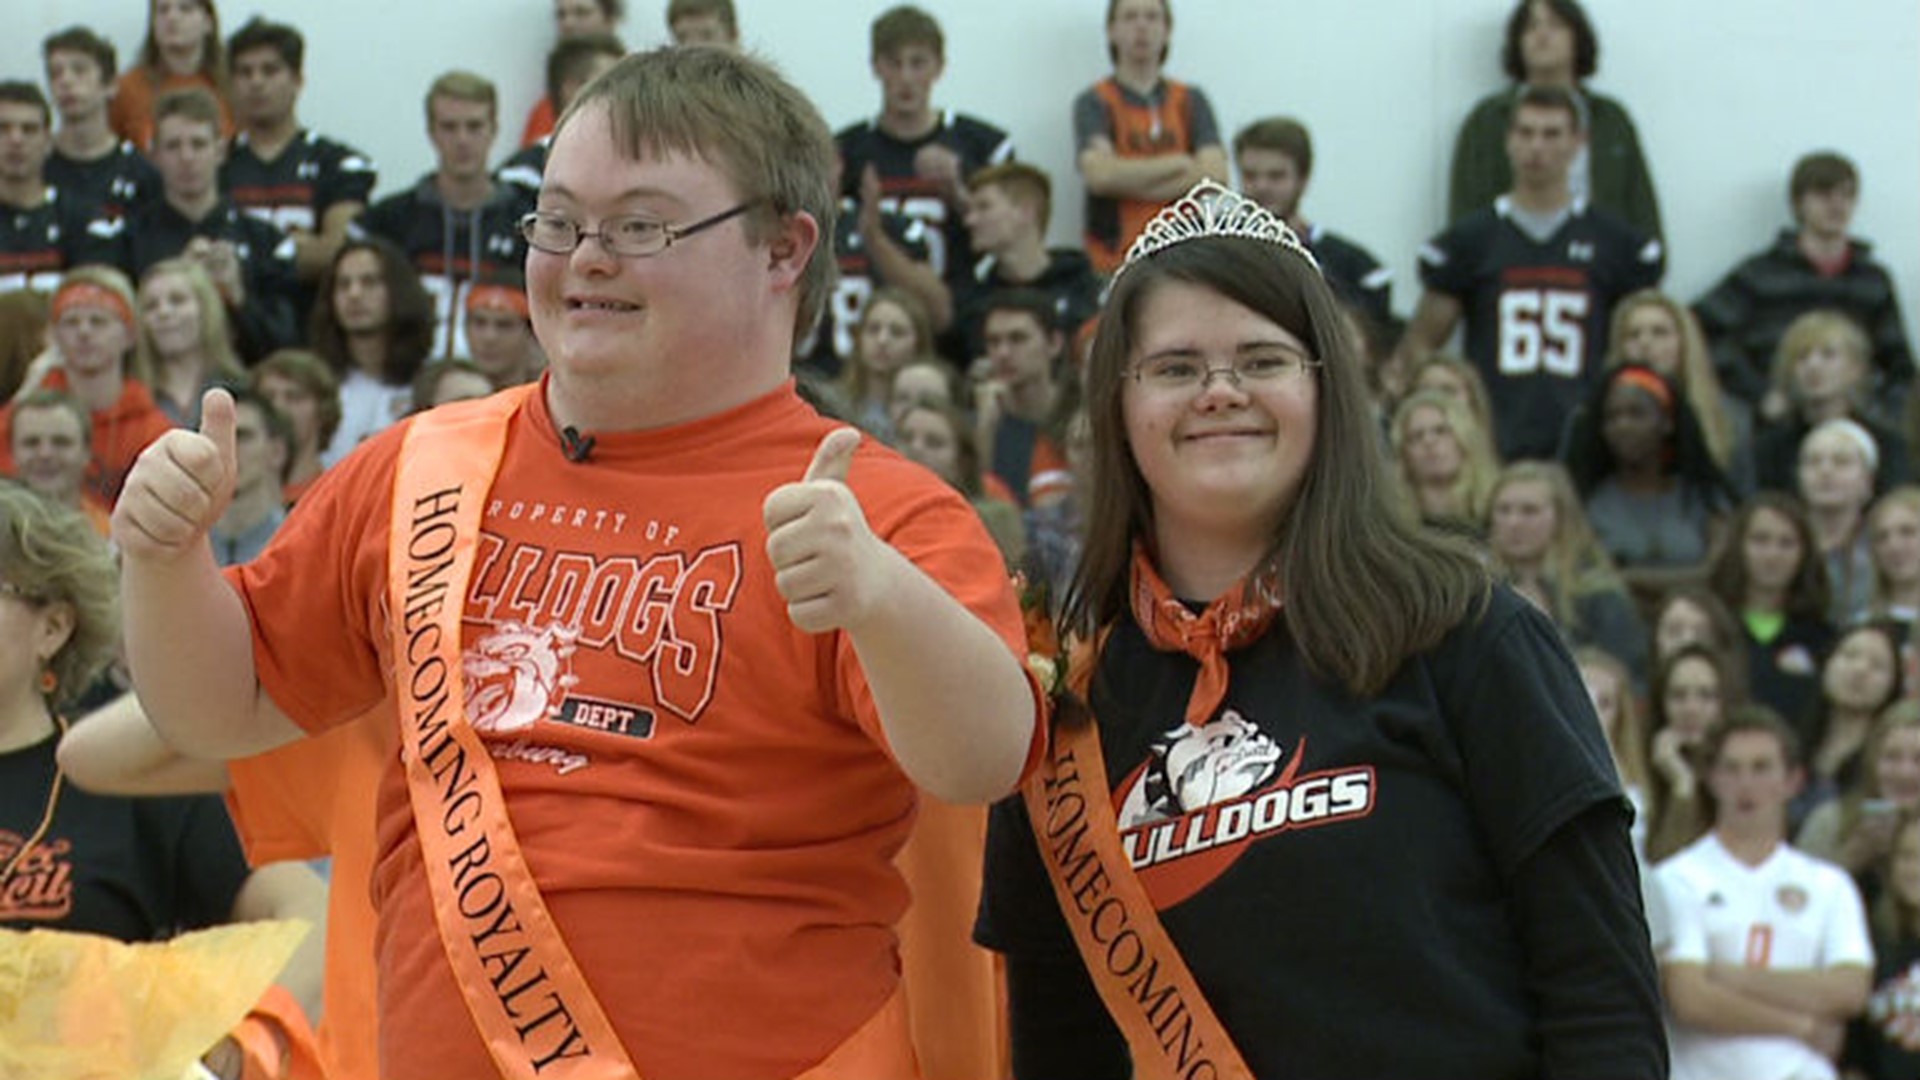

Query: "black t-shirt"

xmin=222 ymin=128 xmax=378 ymax=234
xmin=0 ymin=188 xmax=95 ymax=292
xmin=0 ymin=736 xmax=249 ymax=941
xmin=949 ymin=247 xmax=1104 ymax=363
xmin=979 ymin=586 xmax=1658 ymax=1079
xmin=1418 ymin=197 xmax=1664 ymax=459
xmin=43 ymin=142 xmax=158 ymax=224
xmin=836 ymin=111 xmax=1012 ymax=286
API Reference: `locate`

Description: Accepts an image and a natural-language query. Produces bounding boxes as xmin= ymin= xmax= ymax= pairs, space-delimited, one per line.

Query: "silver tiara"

xmin=1118 ymin=179 xmax=1322 ymax=277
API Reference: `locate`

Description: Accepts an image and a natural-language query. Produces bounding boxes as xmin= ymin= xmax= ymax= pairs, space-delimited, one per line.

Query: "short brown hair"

xmin=968 ymin=161 xmax=1052 ymax=232
xmin=560 ymin=47 xmax=838 ymax=350
xmin=1512 ymin=84 xmax=1583 ymax=133
xmin=1791 ymin=151 xmax=1859 ymax=206
xmin=42 ymin=26 xmax=117 ymax=83
xmin=872 ymin=6 xmax=943 ymax=61
xmin=251 ymin=349 xmax=343 ymax=448
xmin=1705 ymin=704 xmax=1803 ymax=772
xmin=153 ymin=87 xmax=224 ymax=138
xmin=1233 ymin=117 xmax=1312 ymax=180
xmin=426 ymin=70 xmax=497 ymax=127
xmin=10 ymin=388 xmax=93 ymax=451
xmin=667 ymin=0 xmax=736 ymax=36
xmin=547 ymin=33 xmax=626 ymax=112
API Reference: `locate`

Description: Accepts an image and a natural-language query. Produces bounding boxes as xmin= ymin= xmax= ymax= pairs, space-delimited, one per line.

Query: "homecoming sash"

xmin=389 ymin=388 xmax=919 ymax=1080
xmin=1022 ymin=645 xmax=1256 ymax=1080
xmin=390 ymin=386 xmax=637 ymax=1080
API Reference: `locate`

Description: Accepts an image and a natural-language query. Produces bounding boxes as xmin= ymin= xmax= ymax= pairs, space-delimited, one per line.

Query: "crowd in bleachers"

xmin=2 ymin=0 xmax=1919 ymax=1076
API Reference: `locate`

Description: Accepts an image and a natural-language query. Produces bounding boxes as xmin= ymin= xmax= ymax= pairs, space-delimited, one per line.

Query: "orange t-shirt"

xmin=227 ymin=380 xmax=1038 ymax=1080
xmin=109 ymin=68 xmax=234 ymax=151
xmin=0 ymin=372 xmax=176 ymax=504
xmin=225 ymin=709 xmax=392 ymax=1080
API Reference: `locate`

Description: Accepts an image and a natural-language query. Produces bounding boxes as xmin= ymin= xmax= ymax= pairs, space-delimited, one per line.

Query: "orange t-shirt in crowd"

xmin=0 ymin=371 xmax=176 ymax=505
xmin=226 ymin=380 xmax=1040 ymax=1080
xmin=109 ymin=68 xmax=234 ymax=151
xmin=225 ymin=709 xmax=393 ymax=1080
xmin=521 ymin=95 xmax=558 ymax=149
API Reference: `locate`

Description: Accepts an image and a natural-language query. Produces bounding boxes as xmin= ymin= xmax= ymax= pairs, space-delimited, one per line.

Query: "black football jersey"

xmin=836 ymin=111 xmax=1012 ymax=285
xmin=222 ymin=128 xmax=377 ymax=233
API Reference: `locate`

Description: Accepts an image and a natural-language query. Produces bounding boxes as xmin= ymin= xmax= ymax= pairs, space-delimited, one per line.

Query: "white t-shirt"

xmin=1657 ymin=833 xmax=1874 ymax=1080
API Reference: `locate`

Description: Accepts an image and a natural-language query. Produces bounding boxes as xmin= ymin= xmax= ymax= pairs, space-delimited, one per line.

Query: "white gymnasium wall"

xmin=5 ymin=0 xmax=1916 ymax=328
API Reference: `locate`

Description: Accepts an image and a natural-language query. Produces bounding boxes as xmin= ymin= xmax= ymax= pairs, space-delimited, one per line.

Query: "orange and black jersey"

xmin=1417 ymin=197 xmax=1663 ymax=459
xmin=43 ymin=142 xmax=157 ymax=225
xmin=836 ymin=111 xmax=1013 ymax=286
xmin=0 ymin=187 xmax=95 ymax=293
xmin=223 ymin=128 xmax=378 ymax=235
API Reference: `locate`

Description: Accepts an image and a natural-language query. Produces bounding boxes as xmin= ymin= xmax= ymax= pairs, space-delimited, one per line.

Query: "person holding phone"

xmin=1800 ymin=701 xmax=1920 ymax=888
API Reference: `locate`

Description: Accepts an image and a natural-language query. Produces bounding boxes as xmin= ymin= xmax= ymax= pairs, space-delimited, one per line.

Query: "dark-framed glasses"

xmin=519 ymin=199 xmax=763 ymax=258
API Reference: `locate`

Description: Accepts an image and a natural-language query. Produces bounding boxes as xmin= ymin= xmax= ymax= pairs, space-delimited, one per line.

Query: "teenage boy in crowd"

xmin=837 ymin=5 xmax=1013 ymax=299
xmin=221 ymin=18 xmax=377 ymax=285
xmin=41 ymin=27 xmax=159 ymax=224
xmin=0 ymin=83 xmax=93 ymax=293
xmin=355 ymin=72 xmax=531 ymax=359
xmin=497 ymin=33 xmax=627 ymax=198
xmin=111 ymin=45 xmax=1039 ymax=1080
xmin=1396 ymin=85 xmax=1662 ymax=460
xmin=1234 ymin=116 xmax=1392 ymax=334
xmin=1073 ymin=0 xmax=1226 ymax=274
xmin=1695 ymin=151 xmax=1914 ymax=427
xmin=94 ymin=88 xmax=302 ymax=361
xmin=952 ymin=162 xmax=1101 ymax=362
xmin=1658 ymin=709 xmax=1872 ymax=1080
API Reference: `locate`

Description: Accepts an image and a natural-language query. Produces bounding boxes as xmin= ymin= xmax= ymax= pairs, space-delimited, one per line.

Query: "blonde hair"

xmin=1389 ymin=390 xmax=1500 ymax=525
xmin=1607 ymin=289 xmax=1734 ymax=469
xmin=1772 ymin=310 xmax=1871 ymax=408
xmin=136 ymin=259 xmax=243 ymax=383
xmin=1488 ymin=460 xmax=1623 ymax=632
xmin=0 ymin=481 xmax=119 ymax=711
xmin=1573 ymin=645 xmax=1652 ymax=794
xmin=1868 ymin=485 xmax=1920 ymax=612
xmin=837 ymin=287 xmax=934 ymax=416
xmin=1404 ymin=352 xmax=1496 ymax=437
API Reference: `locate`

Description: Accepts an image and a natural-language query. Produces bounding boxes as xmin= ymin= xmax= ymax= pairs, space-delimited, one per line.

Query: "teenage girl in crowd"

xmin=1390 ymin=389 xmax=1500 ymax=537
xmin=136 ymin=258 xmax=244 ymax=427
xmin=1486 ymin=459 xmax=1650 ymax=689
xmin=1709 ymin=492 xmax=1836 ymax=725
xmin=979 ymin=183 xmax=1664 ymax=1078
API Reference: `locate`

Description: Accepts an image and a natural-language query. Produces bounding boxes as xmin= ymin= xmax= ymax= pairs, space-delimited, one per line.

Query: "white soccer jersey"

xmin=1657 ymin=833 xmax=1873 ymax=1080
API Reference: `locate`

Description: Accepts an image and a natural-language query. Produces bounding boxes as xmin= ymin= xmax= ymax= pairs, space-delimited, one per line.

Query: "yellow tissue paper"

xmin=0 ymin=919 xmax=308 ymax=1080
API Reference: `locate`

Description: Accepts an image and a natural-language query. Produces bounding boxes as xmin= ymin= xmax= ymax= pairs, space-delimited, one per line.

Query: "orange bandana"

xmin=1127 ymin=543 xmax=1283 ymax=728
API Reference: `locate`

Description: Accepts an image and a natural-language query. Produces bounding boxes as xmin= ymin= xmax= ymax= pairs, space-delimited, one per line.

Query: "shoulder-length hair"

xmin=837 ymin=287 xmax=934 ymax=412
xmin=0 ymin=479 xmax=118 ymax=711
xmin=1501 ymin=0 xmax=1598 ymax=82
xmin=1487 ymin=459 xmax=1621 ymax=630
xmin=1708 ymin=491 xmax=1831 ymax=623
xmin=1068 ymin=235 xmax=1489 ymax=697
xmin=1573 ymin=644 xmax=1651 ymax=793
xmin=1389 ymin=389 xmax=1500 ymax=525
xmin=1404 ymin=351 xmax=1496 ymax=439
xmin=1868 ymin=486 xmax=1920 ymax=612
xmin=1651 ymin=584 xmax=1752 ymax=695
xmin=307 ymin=236 xmax=435 ymax=387
xmin=1606 ymin=290 xmax=1734 ymax=470
xmin=138 ymin=0 xmax=227 ymax=90
xmin=1873 ymin=810 xmax=1920 ymax=942
xmin=136 ymin=258 xmax=243 ymax=383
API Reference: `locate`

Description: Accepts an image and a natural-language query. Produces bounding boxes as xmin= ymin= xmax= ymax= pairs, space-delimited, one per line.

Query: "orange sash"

xmin=1021 ymin=644 xmax=1254 ymax=1080
xmin=391 ymin=385 xmax=636 ymax=1080
xmin=389 ymin=388 xmax=920 ymax=1080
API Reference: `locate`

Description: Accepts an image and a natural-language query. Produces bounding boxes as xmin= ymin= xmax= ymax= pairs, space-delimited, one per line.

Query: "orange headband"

xmin=1612 ymin=366 xmax=1673 ymax=414
xmin=465 ymin=285 xmax=529 ymax=319
xmin=52 ymin=282 xmax=135 ymax=333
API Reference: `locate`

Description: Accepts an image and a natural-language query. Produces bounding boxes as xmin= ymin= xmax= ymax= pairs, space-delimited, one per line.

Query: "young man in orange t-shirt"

xmin=112 ymin=45 xmax=1040 ymax=1080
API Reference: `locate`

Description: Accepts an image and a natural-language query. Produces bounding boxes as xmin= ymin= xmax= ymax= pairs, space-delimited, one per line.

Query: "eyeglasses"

xmin=1127 ymin=349 xmax=1322 ymax=394
xmin=519 ymin=200 xmax=762 ymax=258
